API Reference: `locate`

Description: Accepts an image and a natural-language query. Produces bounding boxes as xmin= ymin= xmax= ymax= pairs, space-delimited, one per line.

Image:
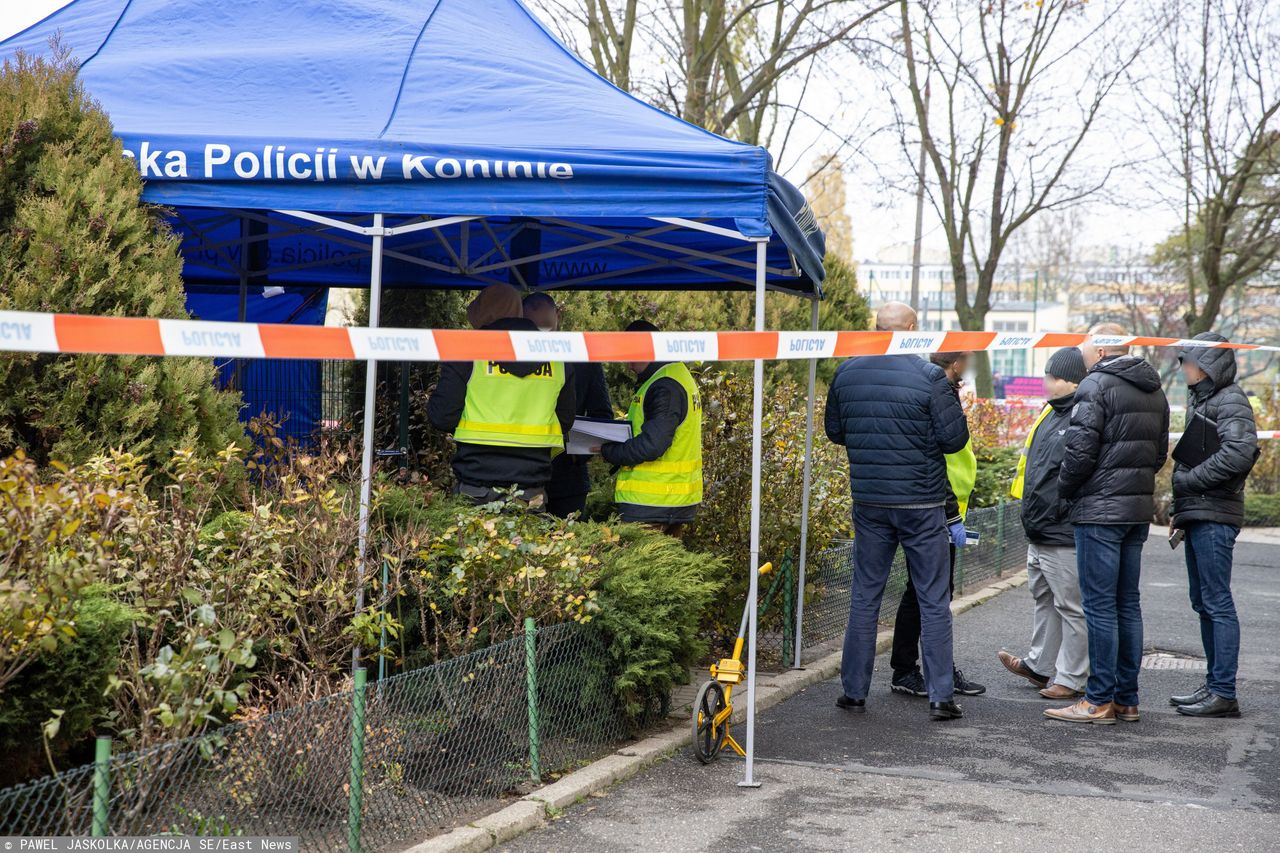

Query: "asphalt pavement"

xmin=507 ymin=536 xmax=1280 ymax=852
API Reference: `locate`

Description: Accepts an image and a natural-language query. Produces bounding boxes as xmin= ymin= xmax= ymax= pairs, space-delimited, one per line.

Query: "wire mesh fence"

xmin=796 ymin=501 xmax=1030 ymax=659
xmin=0 ymin=621 xmax=625 ymax=851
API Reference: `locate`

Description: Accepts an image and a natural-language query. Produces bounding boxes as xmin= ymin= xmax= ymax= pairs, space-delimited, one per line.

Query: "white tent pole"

xmin=740 ymin=237 xmax=768 ymax=789
xmin=352 ymin=212 xmax=385 ymax=672
xmin=793 ymin=296 xmax=819 ymax=669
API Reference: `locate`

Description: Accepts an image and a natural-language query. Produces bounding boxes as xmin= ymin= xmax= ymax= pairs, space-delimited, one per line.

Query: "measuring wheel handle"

xmin=691 ymin=679 xmax=729 ymax=764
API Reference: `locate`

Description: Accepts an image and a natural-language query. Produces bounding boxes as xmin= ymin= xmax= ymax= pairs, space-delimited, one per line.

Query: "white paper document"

xmin=565 ymin=417 xmax=632 ymax=455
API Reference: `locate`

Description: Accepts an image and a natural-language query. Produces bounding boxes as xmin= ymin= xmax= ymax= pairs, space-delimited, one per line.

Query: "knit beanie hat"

xmin=1045 ymin=347 xmax=1086 ymax=384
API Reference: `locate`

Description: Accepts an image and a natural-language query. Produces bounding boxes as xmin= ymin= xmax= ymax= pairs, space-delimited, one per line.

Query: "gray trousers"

xmin=1022 ymin=543 xmax=1089 ymax=692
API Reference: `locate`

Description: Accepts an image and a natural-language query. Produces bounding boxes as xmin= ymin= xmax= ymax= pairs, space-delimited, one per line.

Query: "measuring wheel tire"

xmin=691 ymin=679 xmax=729 ymax=764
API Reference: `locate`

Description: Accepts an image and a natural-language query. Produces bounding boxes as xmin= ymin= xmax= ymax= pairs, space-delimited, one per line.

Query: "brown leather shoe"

xmin=1039 ymin=683 xmax=1084 ymax=700
xmin=1044 ymin=699 xmax=1116 ymax=725
xmin=997 ymin=651 xmax=1050 ymax=688
xmin=1114 ymin=704 xmax=1139 ymax=722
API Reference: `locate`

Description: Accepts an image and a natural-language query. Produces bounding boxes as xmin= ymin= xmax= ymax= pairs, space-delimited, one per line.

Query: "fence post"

xmin=92 ymin=736 xmax=110 ymax=837
xmin=524 ymin=617 xmax=541 ymax=784
xmin=996 ymin=499 xmax=1006 ymax=577
xmin=347 ymin=667 xmax=367 ymax=853
xmin=781 ymin=551 xmax=795 ymax=669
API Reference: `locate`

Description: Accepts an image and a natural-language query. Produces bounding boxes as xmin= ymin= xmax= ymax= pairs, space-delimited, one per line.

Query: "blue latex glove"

xmin=948 ymin=520 xmax=967 ymax=548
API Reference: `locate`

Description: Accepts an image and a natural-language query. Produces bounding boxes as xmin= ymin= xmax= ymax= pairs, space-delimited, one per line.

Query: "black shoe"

xmin=836 ymin=695 xmax=866 ymax=713
xmin=1169 ymin=684 xmax=1210 ymax=707
xmin=929 ymin=700 xmax=963 ymax=720
xmin=1175 ymin=694 xmax=1241 ymax=718
xmin=891 ymin=669 xmax=928 ymax=698
xmin=953 ymin=667 xmax=986 ymax=696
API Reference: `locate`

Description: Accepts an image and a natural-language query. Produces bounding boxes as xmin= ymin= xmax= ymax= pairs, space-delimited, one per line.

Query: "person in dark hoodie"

xmin=1045 ymin=323 xmax=1169 ymax=726
xmin=427 ymin=283 xmax=576 ymax=507
xmin=998 ymin=348 xmax=1090 ymax=701
xmin=599 ymin=320 xmax=702 ymax=535
xmin=1169 ymin=333 xmax=1258 ymax=719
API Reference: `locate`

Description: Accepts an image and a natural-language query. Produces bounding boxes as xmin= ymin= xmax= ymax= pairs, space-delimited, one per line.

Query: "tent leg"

xmin=739 ymin=238 xmax=768 ymax=790
xmin=793 ymin=297 xmax=819 ymax=670
xmin=353 ymin=213 xmax=385 ymax=673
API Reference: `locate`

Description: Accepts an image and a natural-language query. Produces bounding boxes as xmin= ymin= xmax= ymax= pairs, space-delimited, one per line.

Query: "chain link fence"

xmin=0 ymin=621 xmax=625 ymax=851
xmin=795 ymin=501 xmax=1030 ymax=658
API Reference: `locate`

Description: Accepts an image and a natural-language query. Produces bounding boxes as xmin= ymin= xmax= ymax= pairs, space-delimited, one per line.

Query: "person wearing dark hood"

xmin=1169 ymin=333 xmax=1258 ymax=719
xmin=523 ymin=292 xmax=613 ymax=518
xmin=599 ymin=320 xmax=703 ymax=536
xmin=1045 ymin=323 xmax=1169 ymax=726
xmin=999 ymin=348 xmax=1090 ymax=701
xmin=428 ymin=283 xmax=576 ymax=507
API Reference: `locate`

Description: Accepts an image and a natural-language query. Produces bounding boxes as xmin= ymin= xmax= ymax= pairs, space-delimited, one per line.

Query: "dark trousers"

xmin=1184 ymin=522 xmax=1240 ymax=700
xmin=1075 ymin=523 xmax=1147 ymax=706
xmin=841 ymin=504 xmax=954 ymax=702
xmin=890 ymin=545 xmax=957 ymax=677
xmin=546 ymin=492 xmax=588 ymax=519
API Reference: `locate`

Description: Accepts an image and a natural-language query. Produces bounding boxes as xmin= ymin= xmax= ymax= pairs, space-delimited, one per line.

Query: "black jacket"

xmin=1171 ymin=333 xmax=1259 ymax=528
xmin=824 ymin=354 xmax=970 ymax=507
xmin=547 ymin=362 xmax=613 ymax=500
xmin=1020 ymin=392 xmax=1076 ymax=547
xmin=601 ymin=363 xmax=696 ymax=524
xmin=427 ymin=317 xmax=576 ymax=490
xmin=1058 ymin=355 xmax=1169 ymax=524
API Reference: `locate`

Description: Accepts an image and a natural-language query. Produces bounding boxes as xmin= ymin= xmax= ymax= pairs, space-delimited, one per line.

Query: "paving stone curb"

xmin=403 ymin=569 xmax=1027 ymax=853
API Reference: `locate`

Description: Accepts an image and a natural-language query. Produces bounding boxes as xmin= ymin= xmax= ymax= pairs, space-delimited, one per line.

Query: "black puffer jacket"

xmin=1172 ymin=333 xmax=1259 ymax=528
xmin=1021 ymin=392 xmax=1075 ymax=547
xmin=1058 ymin=355 xmax=1170 ymax=524
xmin=824 ymin=354 xmax=970 ymax=507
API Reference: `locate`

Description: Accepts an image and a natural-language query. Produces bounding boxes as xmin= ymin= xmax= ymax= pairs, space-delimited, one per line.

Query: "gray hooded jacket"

xmin=1171 ymin=333 xmax=1259 ymax=528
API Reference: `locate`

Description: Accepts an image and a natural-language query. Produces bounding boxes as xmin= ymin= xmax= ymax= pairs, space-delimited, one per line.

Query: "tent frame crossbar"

xmin=171 ymin=210 xmax=813 ymax=295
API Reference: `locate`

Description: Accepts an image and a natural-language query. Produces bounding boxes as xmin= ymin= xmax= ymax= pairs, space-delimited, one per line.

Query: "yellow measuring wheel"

xmin=691 ymin=561 xmax=772 ymax=764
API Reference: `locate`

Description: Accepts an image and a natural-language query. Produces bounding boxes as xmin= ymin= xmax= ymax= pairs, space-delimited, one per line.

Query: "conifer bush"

xmin=0 ymin=52 xmax=242 ymax=468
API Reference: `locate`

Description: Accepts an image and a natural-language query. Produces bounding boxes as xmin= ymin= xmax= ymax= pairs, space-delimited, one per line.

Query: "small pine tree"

xmin=0 ymin=51 xmax=243 ymax=467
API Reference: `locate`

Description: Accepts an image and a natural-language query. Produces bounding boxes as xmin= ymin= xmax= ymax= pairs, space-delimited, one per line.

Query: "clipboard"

xmin=565 ymin=416 xmax=632 ymax=455
xmin=1172 ymin=411 xmax=1220 ymax=468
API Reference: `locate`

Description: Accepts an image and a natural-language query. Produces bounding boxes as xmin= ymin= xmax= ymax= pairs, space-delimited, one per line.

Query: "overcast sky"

xmin=2 ymin=1 xmax=1180 ymax=264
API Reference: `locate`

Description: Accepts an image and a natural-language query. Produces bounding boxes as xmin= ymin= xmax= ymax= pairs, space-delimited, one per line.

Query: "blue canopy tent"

xmin=3 ymin=0 xmax=829 ymax=788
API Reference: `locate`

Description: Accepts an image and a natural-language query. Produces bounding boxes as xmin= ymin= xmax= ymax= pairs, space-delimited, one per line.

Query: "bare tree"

xmin=535 ymin=1 xmax=894 ymax=146
xmin=804 ymin=153 xmax=854 ymax=261
xmin=1138 ymin=0 xmax=1280 ymax=337
xmin=894 ymin=0 xmax=1137 ymax=395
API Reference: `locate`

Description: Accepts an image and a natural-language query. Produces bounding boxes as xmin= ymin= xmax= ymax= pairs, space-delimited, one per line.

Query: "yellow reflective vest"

xmin=948 ymin=439 xmax=978 ymax=518
xmin=454 ymin=360 xmax=565 ymax=449
xmin=1010 ymin=403 xmax=1054 ymax=499
xmin=615 ymin=363 xmax=703 ymax=507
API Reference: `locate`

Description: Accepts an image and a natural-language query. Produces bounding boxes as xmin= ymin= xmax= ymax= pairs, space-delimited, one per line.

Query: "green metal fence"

xmin=796 ymin=500 xmax=1030 ymax=657
xmin=0 ymin=621 xmax=625 ymax=851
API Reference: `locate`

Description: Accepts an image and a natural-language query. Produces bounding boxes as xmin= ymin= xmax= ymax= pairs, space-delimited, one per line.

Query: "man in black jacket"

xmin=998 ymin=348 xmax=1090 ymax=701
xmin=825 ymin=302 xmax=971 ymax=721
xmin=1169 ymin=333 xmax=1258 ymax=718
xmin=524 ymin=292 xmax=613 ymax=518
xmin=1046 ymin=323 xmax=1169 ymax=726
xmin=427 ymin=284 xmax=576 ymax=506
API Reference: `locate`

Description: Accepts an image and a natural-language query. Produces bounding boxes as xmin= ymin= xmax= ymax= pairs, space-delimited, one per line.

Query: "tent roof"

xmin=2 ymin=0 xmax=825 ymax=294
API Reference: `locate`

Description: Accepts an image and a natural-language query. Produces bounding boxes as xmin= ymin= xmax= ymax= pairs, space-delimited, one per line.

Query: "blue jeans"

xmin=1075 ymin=523 xmax=1148 ymax=706
xmin=842 ymin=504 xmax=954 ymax=702
xmin=1184 ymin=522 xmax=1240 ymax=700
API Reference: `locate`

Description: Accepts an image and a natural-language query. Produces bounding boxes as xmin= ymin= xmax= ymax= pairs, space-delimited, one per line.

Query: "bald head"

xmin=1081 ymin=321 xmax=1130 ymax=368
xmin=876 ymin=301 xmax=918 ymax=332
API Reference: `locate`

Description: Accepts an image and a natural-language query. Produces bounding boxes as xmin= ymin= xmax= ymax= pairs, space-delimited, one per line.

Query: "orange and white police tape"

xmin=1 ymin=309 xmax=1279 ymax=363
